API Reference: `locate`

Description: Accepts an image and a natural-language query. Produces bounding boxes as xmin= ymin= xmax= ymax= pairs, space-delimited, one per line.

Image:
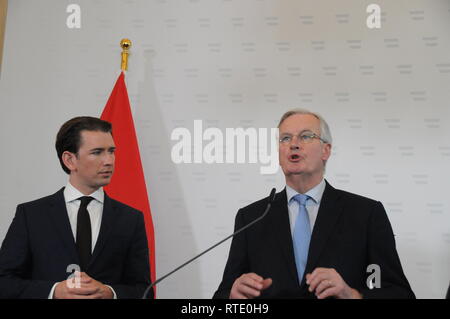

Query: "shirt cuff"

xmin=105 ymin=285 xmax=117 ymax=299
xmin=48 ymin=283 xmax=59 ymax=299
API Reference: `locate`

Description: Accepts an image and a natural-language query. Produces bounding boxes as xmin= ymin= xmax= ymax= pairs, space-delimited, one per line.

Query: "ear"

xmin=321 ymin=143 xmax=332 ymax=162
xmin=62 ymin=151 xmax=77 ymax=173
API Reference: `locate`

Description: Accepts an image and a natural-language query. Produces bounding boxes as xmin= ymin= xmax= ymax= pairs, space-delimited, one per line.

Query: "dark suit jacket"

xmin=0 ymin=188 xmax=153 ymax=299
xmin=214 ymin=182 xmax=415 ymax=299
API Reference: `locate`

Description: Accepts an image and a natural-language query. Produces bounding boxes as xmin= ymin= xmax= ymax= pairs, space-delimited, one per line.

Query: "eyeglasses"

xmin=279 ymin=132 xmax=327 ymax=145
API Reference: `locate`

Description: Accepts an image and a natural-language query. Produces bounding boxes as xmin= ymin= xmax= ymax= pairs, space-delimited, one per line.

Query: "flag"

xmin=100 ymin=72 xmax=156 ymax=295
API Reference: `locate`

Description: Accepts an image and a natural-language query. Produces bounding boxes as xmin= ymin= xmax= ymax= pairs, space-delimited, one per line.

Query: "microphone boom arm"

xmin=142 ymin=188 xmax=276 ymax=299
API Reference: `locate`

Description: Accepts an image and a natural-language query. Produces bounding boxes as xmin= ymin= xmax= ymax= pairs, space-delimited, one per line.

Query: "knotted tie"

xmin=292 ymin=194 xmax=312 ymax=283
xmin=76 ymin=196 xmax=94 ymax=271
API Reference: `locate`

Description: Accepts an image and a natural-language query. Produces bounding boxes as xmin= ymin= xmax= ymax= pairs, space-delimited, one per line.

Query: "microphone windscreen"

xmin=269 ymin=188 xmax=276 ymax=203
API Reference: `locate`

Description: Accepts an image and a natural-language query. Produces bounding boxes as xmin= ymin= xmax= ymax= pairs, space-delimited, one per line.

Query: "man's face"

xmin=278 ymin=114 xmax=331 ymax=178
xmin=67 ymin=130 xmax=115 ymax=191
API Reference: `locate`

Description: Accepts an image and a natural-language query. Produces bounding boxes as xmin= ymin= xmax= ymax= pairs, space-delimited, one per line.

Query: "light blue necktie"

xmin=292 ymin=194 xmax=312 ymax=283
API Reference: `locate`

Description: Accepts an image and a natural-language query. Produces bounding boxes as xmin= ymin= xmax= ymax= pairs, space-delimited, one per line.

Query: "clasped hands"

xmin=54 ymin=271 xmax=114 ymax=299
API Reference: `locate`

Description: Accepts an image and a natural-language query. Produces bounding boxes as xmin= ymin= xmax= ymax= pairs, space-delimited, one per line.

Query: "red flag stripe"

xmin=100 ymin=72 xmax=156 ymax=295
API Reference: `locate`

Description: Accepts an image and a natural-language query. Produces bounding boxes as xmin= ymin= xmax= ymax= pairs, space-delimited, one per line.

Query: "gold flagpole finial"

xmin=120 ymin=38 xmax=132 ymax=71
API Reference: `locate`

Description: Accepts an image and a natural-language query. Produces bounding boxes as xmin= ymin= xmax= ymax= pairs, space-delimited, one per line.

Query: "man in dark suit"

xmin=214 ymin=109 xmax=415 ymax=299
xmin=0 ymin=116 xmax=152 ymax=299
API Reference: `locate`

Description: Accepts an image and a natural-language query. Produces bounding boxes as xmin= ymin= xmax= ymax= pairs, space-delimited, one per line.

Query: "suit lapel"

xmin=47 ymin=188 xmax=79 ymax=262
xmin=304 ymin=181 xmax=344 ymax=277
xmin=267 ymin=189 xmax=299 ymax=284
xmin=89 ymin=192 xmax=116 ymax=267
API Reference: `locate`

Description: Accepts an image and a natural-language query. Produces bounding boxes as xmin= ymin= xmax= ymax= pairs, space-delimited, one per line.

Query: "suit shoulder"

xmin=327 ymin=185 xmax=388 ymax=223
xmin=17 ymin=191 xmax=61 ymax=210
xmin=331 ymin=187 xmax=384 ymax=216
xmin=108 ymin=197 xmax=143 ymax=217
xmin=240 ymin=197 xmax=269 ymax=212
xmin=334 ymin=188 xmax=380 ymax=206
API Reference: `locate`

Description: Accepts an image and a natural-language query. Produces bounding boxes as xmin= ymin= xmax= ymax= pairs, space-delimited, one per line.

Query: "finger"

xmin=262 ymin=278 xmax=272 ymax=290
xmin=315 ymin=279 xmax=333 ymax=295
xmin=80 ymin=276 xmax=92 ymax=284
xmin=245 ymin=273 xmax=264 ymax=283
xmin=308 ymin=273 xmax=328 ymax=293
xmin=306 ymin=268 xmax=327 ymax=284
xmin=312 ymin=268 xmax=334 ymax=286
xmin=237 ymin=284 xmax=261 ymax=298
xmin=78 ymin=280 xmax=101 ymax=290
xmin=306 ymin=270 xmax=319 ymax=286
xmin=64 ymin=289 xmax=99 ymax=299
xmin=317 ymin=287 xmax=339 ymax=299
xmin=240 ymin=276 xmax=263 ymax=290
xmin=80 ymin=272 xmax=94 ymax=280
xmin=305 ymin=273 xmax=312 ymax=283
xmin=69 ymin=293 xmax=99 ymax=299
xmin=77 ymin=273 xmax=88 ymax=283
xmin=70 ymin=286 xmax=100 ymax=296
xmin=90 ymin=292 xmax=104 ymax=299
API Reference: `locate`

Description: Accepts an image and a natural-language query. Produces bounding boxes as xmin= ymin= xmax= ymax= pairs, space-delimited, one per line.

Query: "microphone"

xmin=142 ymin=188 xmax=277 ymax=299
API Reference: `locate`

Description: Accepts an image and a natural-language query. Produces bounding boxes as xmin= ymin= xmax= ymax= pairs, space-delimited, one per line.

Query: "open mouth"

xmin=289 ymin=154 xmax=302 ymax=161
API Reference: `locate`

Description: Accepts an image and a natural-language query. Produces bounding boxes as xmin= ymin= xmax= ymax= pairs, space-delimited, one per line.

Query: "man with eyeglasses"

xmin=214 ymin=109 xmax=415 ymax=299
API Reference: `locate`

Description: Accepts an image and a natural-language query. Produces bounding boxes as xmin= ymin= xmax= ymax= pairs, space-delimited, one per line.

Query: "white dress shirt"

xmin=64 ymin=182 xmax=104 ymax=251
xmin=48 ymin=182 xmax=116 ymax=299
xmin=286 ymin=178 xmax=326 ymax=236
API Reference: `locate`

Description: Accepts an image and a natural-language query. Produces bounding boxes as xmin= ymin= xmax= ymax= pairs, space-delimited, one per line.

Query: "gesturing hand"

xmin=306 ymin=268 xmax=362 ymax=299
xmin=229 ymin=273 xmax=272 ymax=299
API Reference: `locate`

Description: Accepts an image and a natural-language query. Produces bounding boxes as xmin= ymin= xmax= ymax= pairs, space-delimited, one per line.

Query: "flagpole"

xmin=120 ymin=38 xmax=132 ymax=71
xmin=103 ymin=38 xmax=157 ymax=297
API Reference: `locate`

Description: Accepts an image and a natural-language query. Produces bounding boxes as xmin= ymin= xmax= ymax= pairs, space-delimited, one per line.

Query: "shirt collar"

xmin=286 ymin=178 xmax=326 ymax=205
xmin=64 ymin=182 xmax=104 ymax=204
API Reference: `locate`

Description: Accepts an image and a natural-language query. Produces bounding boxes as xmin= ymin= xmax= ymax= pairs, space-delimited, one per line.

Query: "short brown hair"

xmin=55 ymin=116 xmax=112 ymax=174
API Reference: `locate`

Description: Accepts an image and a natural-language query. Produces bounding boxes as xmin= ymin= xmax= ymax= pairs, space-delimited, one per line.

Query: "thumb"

xmin=262 ymin=278 xmax=273 ymax=290
xmin=80 ymin=272 xmax=92 ymax=283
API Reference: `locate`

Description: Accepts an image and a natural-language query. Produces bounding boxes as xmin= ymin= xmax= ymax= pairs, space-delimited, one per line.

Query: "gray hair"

xmin=277 ymin=108 xmax=333 ymax=144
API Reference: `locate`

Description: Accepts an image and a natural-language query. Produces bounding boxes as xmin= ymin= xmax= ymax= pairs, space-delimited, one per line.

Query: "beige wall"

xmin=0 ymin=0 xmax=7 ymax=74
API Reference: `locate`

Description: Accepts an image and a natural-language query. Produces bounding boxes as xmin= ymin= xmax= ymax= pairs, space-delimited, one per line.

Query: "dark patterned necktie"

xmin=76 ymin=196 xmax=94 ymax=271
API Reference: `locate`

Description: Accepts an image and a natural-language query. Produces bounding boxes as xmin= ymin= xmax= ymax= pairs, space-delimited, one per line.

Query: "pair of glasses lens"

xmin=279 ymin=133 xmax=321 ymax=144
